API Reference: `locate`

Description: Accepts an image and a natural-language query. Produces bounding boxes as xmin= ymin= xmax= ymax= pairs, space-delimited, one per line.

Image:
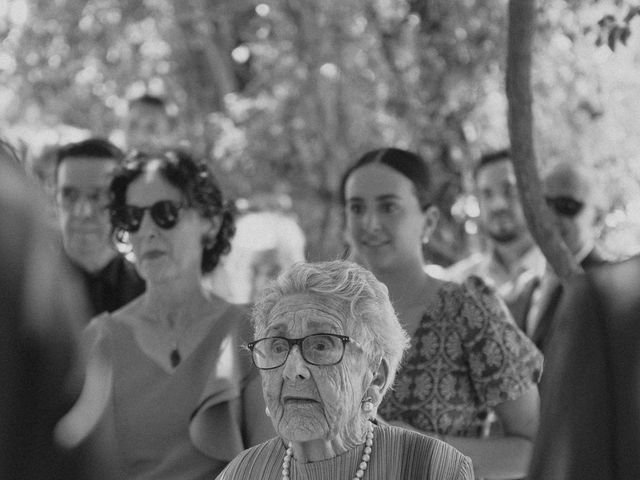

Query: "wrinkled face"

xmin=260 ymin=293 xmax=369 ymax=443
xmin=56 ymin=157 xmax=117 ymax=266
xmin=476 ymin=159 xmax=528 ymax=244
xmin=344 ymin=163 xmax=428 ymax=272
xmin=126 ymin=104 xmax=171 ymax=152
xmin=543 ymin=173 xmax=600 ymax=256
xmin=125 ymin=163 xmax=213 ymax=283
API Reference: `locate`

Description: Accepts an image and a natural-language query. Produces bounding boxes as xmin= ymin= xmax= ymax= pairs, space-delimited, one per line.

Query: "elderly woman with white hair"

xmin=216 ymin=260 xmax=474 ymax=479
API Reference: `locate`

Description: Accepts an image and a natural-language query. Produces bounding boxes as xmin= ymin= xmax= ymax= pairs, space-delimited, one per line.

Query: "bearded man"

xmin=447 ymin=149 xmax=546 ymax=330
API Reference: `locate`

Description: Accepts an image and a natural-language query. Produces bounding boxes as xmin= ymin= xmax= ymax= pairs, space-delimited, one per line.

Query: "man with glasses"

xmin=55 ymin=138 xmax=144 ymax=317
xmin=525 ymin=162 xmax=610 ymax=353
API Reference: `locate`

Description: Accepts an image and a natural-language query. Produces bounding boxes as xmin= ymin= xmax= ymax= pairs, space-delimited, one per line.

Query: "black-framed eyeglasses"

xmin=247 ymin=333 xmax=357 ymax=370
xmin=545 ymin=196 xmax=585 ymax=218
xmin=110 ymin=200 xmax=184 ymax=233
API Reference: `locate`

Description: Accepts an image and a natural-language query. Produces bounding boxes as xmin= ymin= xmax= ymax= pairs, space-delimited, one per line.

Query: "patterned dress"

xmin=379 ymin=276 xmax=543 ymax=437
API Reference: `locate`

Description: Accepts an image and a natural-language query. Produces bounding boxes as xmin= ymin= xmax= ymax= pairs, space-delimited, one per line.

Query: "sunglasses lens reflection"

xmin=150 ymin=201 xmax=181 ymax=229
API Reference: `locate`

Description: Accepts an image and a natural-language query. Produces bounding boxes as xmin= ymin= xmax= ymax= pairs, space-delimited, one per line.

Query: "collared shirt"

xmin=73 ymin=253 xmax=145 ymax=318
xmin=446 ymin=246 xmax=547 ymax=331
xmin=574 ymin=241 xmax=595 ymax=266
xmin=446 ymin=246 xmax=547 ymax=305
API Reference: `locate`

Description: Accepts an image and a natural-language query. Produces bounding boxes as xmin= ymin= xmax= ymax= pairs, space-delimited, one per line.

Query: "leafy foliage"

xmin=589 ymin=5 xmax=640 ymax=50
xmin=2 ymin=0 xmax=640 ymax=260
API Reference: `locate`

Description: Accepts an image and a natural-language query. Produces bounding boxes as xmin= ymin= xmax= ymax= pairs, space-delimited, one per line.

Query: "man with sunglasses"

xmin=55 ymin=138 xmax=145 ymax=317
xmin=525 ymin=162 xmax=610 ymax=353
xmin=543 ymin=163 xmax=607 ymax=266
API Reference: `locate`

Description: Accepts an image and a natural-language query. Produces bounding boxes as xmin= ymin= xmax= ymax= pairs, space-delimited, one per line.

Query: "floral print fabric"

xmin=379 ymin=276 xmax=543 ymax=437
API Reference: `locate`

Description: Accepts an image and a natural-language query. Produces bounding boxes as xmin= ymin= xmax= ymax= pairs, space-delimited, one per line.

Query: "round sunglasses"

xmin=111 ymin=200 xmax=184 ymax=233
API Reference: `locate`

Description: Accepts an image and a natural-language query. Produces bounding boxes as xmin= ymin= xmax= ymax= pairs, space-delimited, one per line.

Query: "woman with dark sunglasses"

xmin=65 ymin=150 xmax=275 ymax=479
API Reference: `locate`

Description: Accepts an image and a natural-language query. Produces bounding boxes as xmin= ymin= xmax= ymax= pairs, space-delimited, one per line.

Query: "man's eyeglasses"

xmin=110 ymin=200 xmax=184 ymax=233
xmin=247 ymin=333 xmax=357 ymax=370
xmin=545 ymin=196 xmax=585 ymax=218
xmin=57 ymin=187 xmax=110 ymax=212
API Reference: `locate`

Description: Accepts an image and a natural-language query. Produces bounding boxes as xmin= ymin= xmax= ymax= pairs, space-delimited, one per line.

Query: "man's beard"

xmin=487 ymin=227 xmax=520 ymax=244
xmin=484 ymin=211 xmax=523 ymax=244
xmin=485 ymin=225 xmax=522 ymax=245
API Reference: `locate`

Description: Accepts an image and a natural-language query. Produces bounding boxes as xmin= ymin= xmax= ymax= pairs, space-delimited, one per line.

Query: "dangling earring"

xmin=361 ymin=397 xmax=373 ymax=415
xmin=265 ymin=406 xmax=271 ymax=418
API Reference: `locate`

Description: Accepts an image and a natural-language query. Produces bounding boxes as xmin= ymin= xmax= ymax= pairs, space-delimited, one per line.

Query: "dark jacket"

xmin=73 ymin=254 xmax=145 ymax=318
xmin=529 ymin=254 xmax=640 ymax=480
xmin=529 ymin=247 xmax=609 ymax=353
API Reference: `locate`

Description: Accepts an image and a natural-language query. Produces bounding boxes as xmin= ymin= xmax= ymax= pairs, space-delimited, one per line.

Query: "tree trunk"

xmin=173 ymin=0 xmax=238 ymax=113
xmin=506 ymin=0 xmax=580 ymax=279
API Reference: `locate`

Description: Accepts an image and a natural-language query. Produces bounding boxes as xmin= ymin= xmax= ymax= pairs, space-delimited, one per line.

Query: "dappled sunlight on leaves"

xmin=1 ymin=0 xmax=640 ymax=259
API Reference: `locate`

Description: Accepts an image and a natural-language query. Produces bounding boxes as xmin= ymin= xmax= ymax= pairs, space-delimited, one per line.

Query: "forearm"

xmin=439 ymin=434 xmax=533 ymax=480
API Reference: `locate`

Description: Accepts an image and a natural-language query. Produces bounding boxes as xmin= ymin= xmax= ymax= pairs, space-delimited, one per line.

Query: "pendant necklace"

xmin=170 ymin=345 xmax=181 ymax=368
xmin=168 ymin=315 xmax=190 ymax=368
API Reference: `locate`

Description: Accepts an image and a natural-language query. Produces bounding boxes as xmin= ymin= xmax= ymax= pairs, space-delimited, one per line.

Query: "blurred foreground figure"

xmin=528 ymin=255 xmax=640 ymax=480
xmin=0 ymin=141 xmax=115 ymax=479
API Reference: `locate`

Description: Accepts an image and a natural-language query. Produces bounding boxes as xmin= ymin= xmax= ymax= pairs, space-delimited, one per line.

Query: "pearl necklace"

xmin=281 ymin=422 xmax=374 ymax=480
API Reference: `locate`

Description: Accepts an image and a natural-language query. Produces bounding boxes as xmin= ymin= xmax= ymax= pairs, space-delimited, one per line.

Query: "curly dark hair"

xmin=109 ymin=149 xmax=236 ymax=273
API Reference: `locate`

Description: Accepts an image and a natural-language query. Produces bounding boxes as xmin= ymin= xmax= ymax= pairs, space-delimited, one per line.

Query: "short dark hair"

xmin=55 ymin=138 xmax=123 ymax=184
xmin=110 ymin=149 xmax=236 ymax=273
xmin=339 ymin=147 xmax=432 ymax=210
xmin=129 ymin=94 xmax=167 ymax=112
xmin=473 ymin=148 xmax=511 ymax=181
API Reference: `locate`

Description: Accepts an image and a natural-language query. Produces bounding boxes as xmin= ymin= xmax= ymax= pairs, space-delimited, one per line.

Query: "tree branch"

xmin=506 ymin=0 xmax=580 ymax=279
